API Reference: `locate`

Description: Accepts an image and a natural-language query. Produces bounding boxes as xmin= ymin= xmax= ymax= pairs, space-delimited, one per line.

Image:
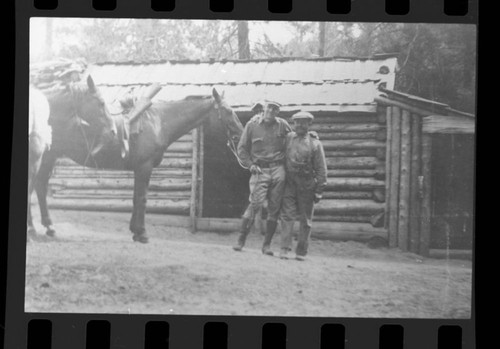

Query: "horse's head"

xmin=71 ymin=76 xmax=117 ymax=154
xmin=211 ymin=88 xmax=244 ymax=147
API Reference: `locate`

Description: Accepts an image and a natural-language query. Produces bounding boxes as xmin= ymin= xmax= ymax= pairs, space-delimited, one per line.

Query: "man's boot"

xmin=233 ymin=218 xmax=252 ymax=251
xmin=279 ymin=220 xmax=294 ymax=259
xmin=262 ymin=220 xmax=278 ymax=256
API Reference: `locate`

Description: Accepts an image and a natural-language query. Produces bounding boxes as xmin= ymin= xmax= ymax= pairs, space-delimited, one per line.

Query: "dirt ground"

xmin=25 ymin=208 xmax=473 ymax=318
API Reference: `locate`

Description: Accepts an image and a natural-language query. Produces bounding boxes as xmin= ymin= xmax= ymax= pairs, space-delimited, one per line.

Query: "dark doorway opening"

xmin=202 ymin=112 xmax=251 ymax=218
xmin=430 ymin=134 xmax=475 ymax=249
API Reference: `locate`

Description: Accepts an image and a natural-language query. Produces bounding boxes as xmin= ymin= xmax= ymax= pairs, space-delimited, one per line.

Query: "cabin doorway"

xmin=202 ymin=113 xmax=251 ymax=218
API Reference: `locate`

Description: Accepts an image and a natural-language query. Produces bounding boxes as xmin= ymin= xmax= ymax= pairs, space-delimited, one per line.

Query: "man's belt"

xmin=257 ymin=160 xmax=284 ymax=168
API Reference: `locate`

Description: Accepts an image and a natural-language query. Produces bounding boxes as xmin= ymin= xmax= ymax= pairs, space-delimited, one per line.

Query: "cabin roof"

xmin=88 ymin=56 xmax=399 ymax=113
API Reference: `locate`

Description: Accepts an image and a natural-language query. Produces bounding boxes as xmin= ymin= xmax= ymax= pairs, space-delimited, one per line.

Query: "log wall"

xmin=48 ymin=112 xmax=389 ymax=231
xmin=383 ymin=105 xmax=429 ymax=253
xmin=308 ymin=112 xmax=387 ymax=223
xmin=49 ymin=131 xmax=196 ymax=216
xmin=377 ymin=103 xmax=438 ymax=256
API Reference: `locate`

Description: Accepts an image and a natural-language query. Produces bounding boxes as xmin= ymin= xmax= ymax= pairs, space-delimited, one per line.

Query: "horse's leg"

xmin=27 ymin=158 xmax=41 ymax=237
xmin=34 ymin=149 xmax=58 ymax=237
xmin=27 ymin=166 xmax=36 ymax=238
xmin=130 ymin=160 xmax=154 ymax=243
xmin=27 ymin=134 xmax=45 ymax=238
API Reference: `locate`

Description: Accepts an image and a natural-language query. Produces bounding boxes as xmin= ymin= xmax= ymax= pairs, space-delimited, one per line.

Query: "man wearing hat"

xmin=233 ymin=100 xmax=292 ymax=255
xmin=279 ymin=111 xmax=327 ymax=261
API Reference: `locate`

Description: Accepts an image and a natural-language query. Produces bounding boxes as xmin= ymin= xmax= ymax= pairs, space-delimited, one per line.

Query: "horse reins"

xmin=215 ymin=100 xmax=249 ymax=170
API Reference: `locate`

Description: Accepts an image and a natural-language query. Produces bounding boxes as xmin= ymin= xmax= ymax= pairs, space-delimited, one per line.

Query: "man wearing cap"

xmin=233 ymin=100 xmax=292 ymax=255
xmin=279 ymin=111 xmax=327 ymax=261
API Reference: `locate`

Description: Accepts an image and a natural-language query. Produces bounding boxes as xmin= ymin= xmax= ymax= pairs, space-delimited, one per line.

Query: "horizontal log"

xmin=325 ymin=149 xmax=377 ymax=157
xmin=165 ymin=142 xmax=193 ymax=153
xmin=158 ymin=158 xmax=193 ymax=168
xmin=195 ymin=218 xmax=387 ymax=242
xmin=310 ymin=123 xmax=380 ymax=132
xmin=324 ymin=178 xmax=385 ymax=190
xmin=313 ymin=215 xmax=372 ymax=223
xmin=315 ymin=199 xmax=385 ymax=215
xmin=326 ymin=157 xmax=380 ymax=169
xmin=53 ymin=169 xmax=192 ymax=179
xmin=55 ymin=156 xmax=193 ymax=170
xmin=161 ymin=152 xmax=193 ymax=159
xmin=310 ymin=114 xmax=378 ymax=124
xmin=51 ymin=193 xmax=190 ymax=204
xmin=50 ymin=177 xmax=191 ymax=191
xmin=375 ymin=128 xmax=387 ymax=141
xmin=56 ymin=158 xmax=80 ymax=166
xmin=322 ymin=140 xmax=386 ymax=150
xmin=47 ymin=198 xmax=190 ymax=215
xmin=321 ymin=191 xmax=373 ymax=200
xmin=52 ymin=189 xmax=190 ymax=199
xmin=177 ymin=134 xmax=193 ymax=142
xmin=316 ymin=132 xmax=378 ymax=140
xmin=422 ymin=115 xmax=475 ymax=134
xmin=375 ymin=147 xmax=386 ymax=160
xmin=327 ymin=169 xmax=384 ymax=178
xmin=310 ymin=228 xmax=387 ymax=242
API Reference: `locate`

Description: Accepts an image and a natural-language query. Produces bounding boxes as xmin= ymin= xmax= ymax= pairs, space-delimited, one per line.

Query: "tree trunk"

xmin=319 ymin=22 xmax=326 ymax=56
xmin=44 ymin=18 xmax=54 ymax=60
xmin=237 ymin=21 xmax=250 ymax=60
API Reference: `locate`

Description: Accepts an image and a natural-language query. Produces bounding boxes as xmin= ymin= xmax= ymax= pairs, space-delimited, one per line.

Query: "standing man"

xmin=233 ymin=101 xmax=292 ymax=255
xmin=280 ymin=111 xmax=327 ymax=261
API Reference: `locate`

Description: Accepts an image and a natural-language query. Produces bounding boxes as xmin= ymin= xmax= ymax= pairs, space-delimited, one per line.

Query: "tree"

xmin=318 ymin=22 xmax=326 ymax=57
xmin=237 ymin=21 xmax=250 ymax=59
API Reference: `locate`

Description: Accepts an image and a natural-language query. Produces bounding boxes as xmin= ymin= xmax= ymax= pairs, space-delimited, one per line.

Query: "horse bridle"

xmin=70 ymin=86 xmax=103 ymax=168
xmin=214 ymin=100 xmax=249 ymax=170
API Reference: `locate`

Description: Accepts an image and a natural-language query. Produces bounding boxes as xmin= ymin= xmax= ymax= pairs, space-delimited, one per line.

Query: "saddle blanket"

xmin=29 ymin=86 xmax=52 ymax=147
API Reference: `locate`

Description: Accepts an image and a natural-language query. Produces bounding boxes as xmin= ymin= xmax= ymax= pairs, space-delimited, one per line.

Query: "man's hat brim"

xmin=292 ymin=111 xmax=314 ymax=120
xmin=264 ymin=101 xmax=281 ymax=110
xmin=251 ymin=100 xmax=281 ymax=112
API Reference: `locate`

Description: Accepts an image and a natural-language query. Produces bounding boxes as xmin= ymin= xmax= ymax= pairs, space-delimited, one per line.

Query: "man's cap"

xmin=292 ymin=111 xmax=314 ymax=121
xmin=251 ymin=100 xmax=281 ymax=112
xmin=251 ymin=102 xmax=264 ymax=113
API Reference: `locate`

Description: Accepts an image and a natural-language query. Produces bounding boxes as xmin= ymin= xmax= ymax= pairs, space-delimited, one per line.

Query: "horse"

xmin=30 ymin=75 xmax=118 ymax=238
xmin=34 ymin=86 xmax=244 ymax=243
xmin=27 ymin=86 xmax=52 ymax=239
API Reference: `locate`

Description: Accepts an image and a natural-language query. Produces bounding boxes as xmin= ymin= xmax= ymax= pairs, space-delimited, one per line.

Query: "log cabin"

xmin=45 ymin=56 xmax=475 ymax=257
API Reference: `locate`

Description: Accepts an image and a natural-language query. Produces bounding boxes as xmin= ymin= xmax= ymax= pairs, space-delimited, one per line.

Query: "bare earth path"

xmin=25 ymin=209 xmax=472 ymax=318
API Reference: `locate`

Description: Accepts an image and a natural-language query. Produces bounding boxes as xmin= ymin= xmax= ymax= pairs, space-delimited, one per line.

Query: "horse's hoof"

xmin=132 ymin=234 xmax=149 ymax=243
xmin=27 ymin=227 xmax=37 ymax=236
xmin=46 ymin=228 xmax=56 ymax=237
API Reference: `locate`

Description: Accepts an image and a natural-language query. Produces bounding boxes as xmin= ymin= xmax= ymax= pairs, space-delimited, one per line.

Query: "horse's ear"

xmin=212 ymin=88 xmax=222 ymax=104
xmin=87 ymin=75 xmax=97 ymax=94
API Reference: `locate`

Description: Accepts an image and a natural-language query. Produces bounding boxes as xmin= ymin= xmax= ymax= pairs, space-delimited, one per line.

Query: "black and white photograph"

xmin=26 ymin=18 xmax=475 ymax=318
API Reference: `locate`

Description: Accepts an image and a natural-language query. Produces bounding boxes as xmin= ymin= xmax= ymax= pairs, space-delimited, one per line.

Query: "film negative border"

xmin=23 ymin=316 xmax=474 ymax=348
xmin=21 ymin=0 xmax=477 ymax=23
xmin=5 ymin=0 xmax=478 ymax=348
